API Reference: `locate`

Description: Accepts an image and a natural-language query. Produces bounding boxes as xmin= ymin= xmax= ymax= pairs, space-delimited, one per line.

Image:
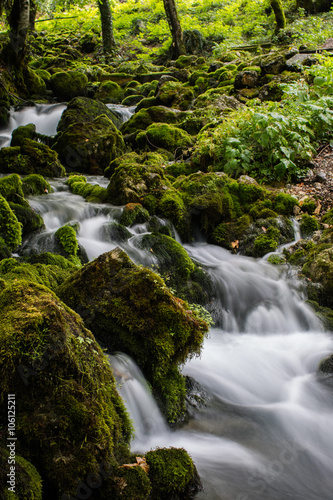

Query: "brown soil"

xmin=287 ymin=143 xmax=333 ymax=216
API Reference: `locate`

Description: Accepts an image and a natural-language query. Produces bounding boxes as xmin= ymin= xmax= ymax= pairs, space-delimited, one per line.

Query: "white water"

xmin=2 ymin=105 xmax=333 ymax=499
xmin=0 ymin=104 xmax=66 ymax=147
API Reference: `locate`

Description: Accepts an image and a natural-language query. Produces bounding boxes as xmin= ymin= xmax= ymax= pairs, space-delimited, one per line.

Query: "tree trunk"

xmin=97 ymin=0 xmax=116 ymax=55
xmin=163 ymin=0 xmax=186 ymax=59
xmin=29 ymin=0 xmax=36 ymax=30
xmin=270 ymin=0 xmax=286 ymax=34
xmin=6 ymin=0 xmax=30 ymax=65
xmin=296 ymin=0 xmax=332 ymax=13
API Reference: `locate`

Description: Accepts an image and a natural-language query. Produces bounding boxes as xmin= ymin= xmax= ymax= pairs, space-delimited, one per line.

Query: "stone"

xmin=234 ymin=70 xmax=259 ymax=89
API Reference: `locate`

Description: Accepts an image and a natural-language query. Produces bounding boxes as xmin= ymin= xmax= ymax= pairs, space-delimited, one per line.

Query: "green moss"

xmin=267 ymin=254 xmax=287 ymax=265
xmin=120 ymin=203 xmax=150 ymax=226
xmin=95 ymin=80 xmax=124 ymax=103
xmin=136 ymin=123 xmax=194 ymax=154
xmin=110 ymin=464 xmax=151 ymax=499
xmin=0 ymin=196 xmax=22 ymax=251
xmin=120 ymin=106 xmax=180 ymax=135
xmin=145 ymin=447 xmax=202 ymax=500
xmin=8 ymin=202 xmax=45 ymax=237
xmin=55 ymin=225 xmax=79 ymax=263
xmin=0 ymin=173 xmax=26 ymax=204
xmin=11 ymin=124 xmax=36 ymax=147
xmin=57 ymin=96 xmax=122 ymax=133
xmin=0 ymin=237 xmax=11 ymax=261
xmin=57 ymin=248 xmax=208 ymax=423
xmin=274 ymin=193 xmax=298 ymax=215
xmin=157 ymin=81 xmax=195 ymax=111
xmin=25 ymin=252 xmax=77 ymax=269
xmin=0 ymin=447 xmax=43 ymax=500
xmin=301 ymin=197 xmax=316 ymax=215
xmin=300 ymin=214 xmax=320 ymax=236
xmin=0 ymin=280 xmax=132 ymax=497
xmin=288 ymin=248 xmax=306 ymax=265
xmin=253 ymin=234 xmax=278 ymax=257
xmin=25 ymin=67 xmax=47 ymax=97
xmin=100 ymin=222 xmax=132 ymax=243
xmin=22 ymin=174 xmax=52 ymax=196
xmin=53 ymin=115 xmax=125 ymax=175
xmin=50 ymin=70 xmax=88 ymax=100
xmin=0 ymin=141 xmax=65 ymax=177
xmin=106 ymin=155 xmax=170 ymax=206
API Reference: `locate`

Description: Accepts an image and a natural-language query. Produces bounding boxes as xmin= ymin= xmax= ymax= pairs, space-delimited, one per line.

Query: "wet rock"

xmin=234 ymin=70 xmax=259 ymax=89
xmin=319 ymin=355 xmax=333 ymax=374
xmin=57 ymin=248 xmax=208 ymax=423
xmin=50 ymin=70 xmax=88 ymax=101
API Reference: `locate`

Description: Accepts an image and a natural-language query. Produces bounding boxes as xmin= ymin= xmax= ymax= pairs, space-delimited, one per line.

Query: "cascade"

xmin=1 ymin=105 xmax=333 ymax=499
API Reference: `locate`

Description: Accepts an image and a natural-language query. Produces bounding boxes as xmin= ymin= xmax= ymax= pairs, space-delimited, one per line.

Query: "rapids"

xmin=1 ymin=104 xmax=333 ymax=500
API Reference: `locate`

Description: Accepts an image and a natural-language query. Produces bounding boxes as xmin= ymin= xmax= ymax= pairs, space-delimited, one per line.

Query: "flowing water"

xmin=2 ymin=105 xmax=333 ymax=499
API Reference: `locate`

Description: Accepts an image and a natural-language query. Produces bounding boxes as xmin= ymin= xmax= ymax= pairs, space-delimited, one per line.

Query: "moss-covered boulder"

xmin=138 ymin=232 xmax=214 ymax=304
xmin=53 ymin=115 xmax=126 ymax=174
xmin=66 ymin=174 xmax=107 ymax=203
xmin=106 ymin=155 xmax=170 ymax=206
xmin=0 ymin=280 xmax=133 ymax=498
xmin=0 ymin=256 xmax=75 ymax=291
xmin=95 ymin=80 xmax=124 ymax=103
xmin=119 ymin=203 xmax=150 ymax=226
xmin=54 ymin=224 xmax=82 ymax=266
xmin=136 ymin=123 xmax=194 ymax=155
xmin=319 ymin=355 xmax=333 ymax=374
xmin=57 ymin=96 xmax=122 ymax=133
xmin=0 ymin=447 xmax=43 ymax=500
xmin=0 ymin=195 xmax=22 ymax=251
xmin=0 ymin=139 xmax=65 ymax=177
xmin=57 ymin=248 xmax=208 ymax=422
xmin=50 ymin=70 xmax=88 ymax=101
xmin=22 ymin=174 xmax=52 ymax=197
xmin=10 ymin=123 xmax=37 ymax=147
xmin=302 ymin=245 xmax=333 ymax=308
xmin=25 ymin=67 xmax=47 ymax=97
xmin=146 ymin=447 xmax=202 ymax=500
xmin=156 ymin=81 xmax=195 ymax=111
xmin=120 ymin=106 xmax=181 ymax=135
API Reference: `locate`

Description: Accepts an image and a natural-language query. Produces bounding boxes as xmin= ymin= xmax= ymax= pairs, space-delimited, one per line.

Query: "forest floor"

xmin=287 ymin=143 xmax=333 ymax=217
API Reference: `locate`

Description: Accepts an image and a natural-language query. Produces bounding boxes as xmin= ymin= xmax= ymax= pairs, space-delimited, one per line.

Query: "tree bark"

xmin=5 ymin=0 xmax=30 ymax=65
xmin=270 ymin=0 xmax=286 ymax=34
xmin=163 ymin=0 xmax=186 ymax=59
xmin=97 ymin=0 xmax=116 ymax=55
xmin=29 ymin=0 xmax=36 ymax=30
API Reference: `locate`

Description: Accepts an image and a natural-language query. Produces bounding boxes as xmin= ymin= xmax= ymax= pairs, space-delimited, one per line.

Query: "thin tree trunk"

xmin=29 ymin=0 xmax=36 ymax=30
xmin=163 ymin=0 xmax=186 ymax=59
xmin=7 ymin=0 xmax=30 ymax=65
xmin=270 ymin=0 xmax=286 ymax=34
xmin=97 ymin=0 xmax=116 ymax=55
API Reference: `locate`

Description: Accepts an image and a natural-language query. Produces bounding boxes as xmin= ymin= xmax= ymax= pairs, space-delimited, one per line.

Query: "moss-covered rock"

xmin=57 ymin=248 xmax=208 ymax=422
xmin=22 ymin=174 xmax=53 ymax=197
xmin=0 ymin=280 xmax=133 ymax=498
xmin=95 ymin=80 xmax=124 ymax=103
xmin=138 ymin=232 xmax=214 ymax=304
xmin=50 ymin=70 xmax=88 ymax=101
xmin=136 ymin=123 xmax=194 ymax=155
xmin=120 ymin=203 xmax=150 ymax=226
xmin=57 ymin=96 xmax=122 ymax=133
xmin=302 ymin=245 xmax=333 ymax=308
xmin=54 ymin=225 xmax=81 ymax=266
xmin=120 ymin=106 xmax=181 ymax=135
xmin=0 ymin=447 xmax=43 ymax=500
xmin=53 ymin=115 xmax=126 ymax=175
xmin=318 ymin=355 xmax=333 ymax=374
xmin=0 ymin=195 xmax=22 ymax=251
xmin=0 ymin=257 xmax=75 ymax=291
xmin=106 ymin=155 xmax=170 ymax=206
xmin=10 ymin=123 xmax=37 ymax=147
xmin=300 ymin=214 xmax=320 ymax=237
xmin=145 ymin=447 xmax=202 ymax=500
xmin=0 ymin=140 xmax=65 ymax=177
xmin=100 ymin=221 xmax=132 ymax=243
xmin=9 ymin=201 xmax=45 ymax=237
xmin=156 ymin=81 xmax=194 ymax=111
xmin=25 ymin=67 xmax=47 ymax=97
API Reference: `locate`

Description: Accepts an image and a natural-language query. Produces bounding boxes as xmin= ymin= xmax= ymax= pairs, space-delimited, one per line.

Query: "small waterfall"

xmin=108 ymin=353 xmax=169 ymax=448
xmin=185 ymin=242 xmax=322 ymax=333
xmin=106 ymin=103 xmax=136 ymax=123
xmin=0 ymin=104 xmax=66 ymax=148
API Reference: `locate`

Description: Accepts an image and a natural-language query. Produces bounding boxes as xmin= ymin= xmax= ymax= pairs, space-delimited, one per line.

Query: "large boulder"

xmin=105 ymin=152 xmax=171 ymax=205
xmin=0 ymin=139 xmax=65 ymax=177
xmin=0 ymin=280 xmax=133 ymax=498
xmin=57 ymin=96 xmax=122 ymax=133
xmin=53 ymin=115 xmax=126 ymax=174
xmin=57 ymin=248 xmax=208 ymax=423
xmin=120 ymin=106 xmax=181 ymax=135
xmin=50 ymin=70 xmax=88 ymax=101
xmin=136 ymin=123 xmax=194 ymax=155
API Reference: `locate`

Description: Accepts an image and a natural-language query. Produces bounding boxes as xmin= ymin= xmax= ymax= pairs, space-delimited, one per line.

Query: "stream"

xmin=1 ymin=105 xmax=333 ymax=499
